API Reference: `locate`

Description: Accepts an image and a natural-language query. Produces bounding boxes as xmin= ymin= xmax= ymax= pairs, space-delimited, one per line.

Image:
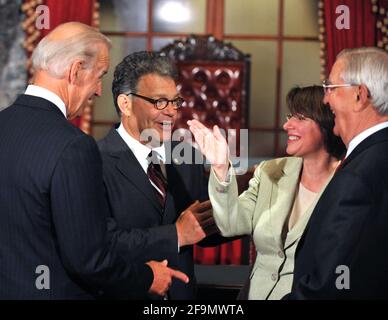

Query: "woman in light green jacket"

xmin=188 ymin=86 xmax=345 ymax=299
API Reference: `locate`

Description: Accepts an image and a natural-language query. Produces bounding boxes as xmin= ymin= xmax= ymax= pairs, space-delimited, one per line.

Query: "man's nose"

xmin=164 ymin=101 xmax=178 ymax=116
xmin=323 ymin=94 xmax=329 ymax=104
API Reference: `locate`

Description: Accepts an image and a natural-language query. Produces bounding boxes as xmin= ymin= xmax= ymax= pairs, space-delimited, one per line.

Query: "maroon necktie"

xmin=335 ymin=155 xmax=347 ymax=174
xmin=147 ymin=151 xmax=167 ymax=207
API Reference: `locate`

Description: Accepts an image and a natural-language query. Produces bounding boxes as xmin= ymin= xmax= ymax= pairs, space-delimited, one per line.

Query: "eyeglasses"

xmin=127 ymin=92 xmax=185 ymax=110
xmin=286 ymin=113 xmax=307 ymax=121
xmin=322 ymin=80 xmax=358 ymax=95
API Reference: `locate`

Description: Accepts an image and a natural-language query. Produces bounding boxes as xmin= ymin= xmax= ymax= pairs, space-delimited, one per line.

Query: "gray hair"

xmin=112 ymin=51 xmax=177 ymax=115
xmin=32 ymin=25 xmax=111 ymax=78
xmin=337 ymin=47 xmax=388 ymax=115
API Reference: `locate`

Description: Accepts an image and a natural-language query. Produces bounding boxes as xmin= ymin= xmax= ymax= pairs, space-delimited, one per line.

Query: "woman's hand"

xmin=187 ymin=119 xmax=230 ymax=181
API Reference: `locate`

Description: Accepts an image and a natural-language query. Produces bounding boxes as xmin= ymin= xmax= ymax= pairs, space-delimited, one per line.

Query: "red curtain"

xmin=23 ymin=0 xmax=96 ymax=129
xmin=323 ymin=0 xmax=376 ymax=76
xmin=194 ymin=238 xmax=244 ymax=265
xmin=40 ymin=0 xmax=96 ymax=38
xmin=41 ymin=0 xmax=96 ymax=128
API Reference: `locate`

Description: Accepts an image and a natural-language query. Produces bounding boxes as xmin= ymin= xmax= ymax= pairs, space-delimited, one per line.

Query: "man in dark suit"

xmin=0 ymin=22 xmax=188 ymax=299
xmin=98 ymin=51 xmax=220 ymax=299
xmin=289 ymin=47 xmax=388 ymax=299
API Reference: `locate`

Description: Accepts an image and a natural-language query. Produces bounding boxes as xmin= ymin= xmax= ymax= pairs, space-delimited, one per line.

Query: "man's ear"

xmin=354 ymin=84 xmax=370 ymax=112
xmin=117 ymin=94 xmax=132 ymax=117
xmin=67 ymin=59 xmax=83 ymax=85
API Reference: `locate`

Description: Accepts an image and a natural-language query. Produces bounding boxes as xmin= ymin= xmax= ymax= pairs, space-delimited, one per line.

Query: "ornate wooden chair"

xmin=160 ymin=35 xmax=251 ymax=265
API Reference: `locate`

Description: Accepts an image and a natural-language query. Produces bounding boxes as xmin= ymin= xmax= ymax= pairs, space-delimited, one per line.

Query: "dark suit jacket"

xmin=98 ymin=128 xmax=209 ymax=299
xmin=0 ymin=95 xmax=153 ymax=299
xmin=289 ymin=127 xmax=388 ymax=299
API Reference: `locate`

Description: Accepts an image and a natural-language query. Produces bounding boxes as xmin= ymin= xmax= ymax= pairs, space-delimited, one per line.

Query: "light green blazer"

xmin=209 ymin=157 xmax=331 ymax=300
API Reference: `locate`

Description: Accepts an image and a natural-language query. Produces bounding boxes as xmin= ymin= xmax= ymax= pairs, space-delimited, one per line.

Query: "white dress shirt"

xmin=25 ymin=85 xmax=67 ymax=118
xmin=346 ymin=121 xmax=388 ymax=158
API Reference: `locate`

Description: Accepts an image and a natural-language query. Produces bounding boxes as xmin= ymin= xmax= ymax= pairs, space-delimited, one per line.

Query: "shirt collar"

xmin=116 ymin=123 xmax=166 ymax=173
xmin=25 ymin=85 xmax=67 ymax=118
xmin=346 ymin=121 xmax=388 ymax=158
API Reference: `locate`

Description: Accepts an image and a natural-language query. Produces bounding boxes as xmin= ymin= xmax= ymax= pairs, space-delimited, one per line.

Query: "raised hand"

xmin=187 ymin=119 xmax=230 ymax=181
xmin=146 ymin=260 xmax=189 ymax=297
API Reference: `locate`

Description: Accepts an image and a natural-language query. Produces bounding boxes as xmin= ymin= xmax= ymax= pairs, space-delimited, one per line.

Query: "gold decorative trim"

xmin=318 ymin=0 xmax=326 ymax=81
xmin=21 ymin=0 xmax=44 ymax=81
xmin=371 ymin=0 xmax=388 ymax=52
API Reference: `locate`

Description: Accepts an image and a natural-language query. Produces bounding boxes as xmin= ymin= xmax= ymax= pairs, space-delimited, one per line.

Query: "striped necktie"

xmin=147 ymin=151 xmax=167 ymax=207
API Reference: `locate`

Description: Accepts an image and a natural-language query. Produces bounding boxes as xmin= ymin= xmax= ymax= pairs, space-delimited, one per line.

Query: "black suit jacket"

xmin=98 ymin=128 xmax=209 ymax=299
xmin=0 ymin=95 xmax=153 ymax=299
xmin=289 ymin=127 xmax=388 ymax=299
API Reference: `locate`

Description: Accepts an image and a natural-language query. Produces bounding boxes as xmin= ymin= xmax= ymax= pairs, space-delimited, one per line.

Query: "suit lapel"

xmin=116 ymin=152 xmax=163 ymax=212
xmin=104 ymin=129 xmax=162 ymax=212
xmin=163 ymin=144 xmax=189 ymax=223
xmin=163 ymin=163 xmax=179 ymax=223
xmin=267 ymin=158 xmax=303 ymax=249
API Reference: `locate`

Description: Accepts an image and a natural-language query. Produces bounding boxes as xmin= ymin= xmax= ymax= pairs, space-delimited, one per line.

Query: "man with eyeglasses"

xmin=98 ymin=51 xmax=220 ymax=299
xmin=288 ymin=47 xmax=388 ymax=299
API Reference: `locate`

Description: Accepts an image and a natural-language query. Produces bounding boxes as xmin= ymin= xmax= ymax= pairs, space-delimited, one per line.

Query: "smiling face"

xmin=126 ymin=73 xmax=179 ymax=144
xmin=67 ymin=44 xmax=109 ymax=119
xmin=323 ymin=59 xmax=359 ymax=146
xmin=283 ymin=115 xmax=325 ymax=158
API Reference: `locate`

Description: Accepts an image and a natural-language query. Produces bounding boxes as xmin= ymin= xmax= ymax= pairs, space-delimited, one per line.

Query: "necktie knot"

xmin=147 ymin=151 xmax=160 ymax=165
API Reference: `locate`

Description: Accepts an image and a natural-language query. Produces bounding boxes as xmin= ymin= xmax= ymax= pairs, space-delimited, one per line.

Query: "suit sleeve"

xmin=208 ymin=162 xmax=264 ymax=237
xmin=106 ymin=216 xmax=178 ymax=264
xmin=50 ymin=134 xmax=153 ymax=298
xmin=289 ymin=171 xmax=373 ymax=299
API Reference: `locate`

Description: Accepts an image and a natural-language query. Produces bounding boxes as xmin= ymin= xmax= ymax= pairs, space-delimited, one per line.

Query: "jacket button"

xmin=271 ymin=273 xmax=278 ymax=281
xmin=215 ymin=186 xmax=226 ymax=193
xmin=278 ymin=250 xmax=284 ymax=259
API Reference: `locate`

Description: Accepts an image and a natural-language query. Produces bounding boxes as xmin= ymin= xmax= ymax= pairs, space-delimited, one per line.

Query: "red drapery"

xmin=42 ymin=0 xmax=97 ymax=130
xmin=194 ymin=237 xmax=245 ymax=265
xmin=40 ymin=0 xmax=96 ymax=38
xmin=322 ymin=0 xmax=379 ymax=77
xmin=22 ymin=0 xmax=97 ymax=132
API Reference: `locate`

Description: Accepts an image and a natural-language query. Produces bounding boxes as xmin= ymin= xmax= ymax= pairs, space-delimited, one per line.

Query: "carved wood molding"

xmin=160 ymin=34 xmax=250 ymax=62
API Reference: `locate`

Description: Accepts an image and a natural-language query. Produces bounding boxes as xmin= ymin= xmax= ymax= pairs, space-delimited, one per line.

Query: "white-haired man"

xmin=288 ymin=47 xmax=388 ymax=299
xmin=0 ymin=22 xmax=187 ymax=299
